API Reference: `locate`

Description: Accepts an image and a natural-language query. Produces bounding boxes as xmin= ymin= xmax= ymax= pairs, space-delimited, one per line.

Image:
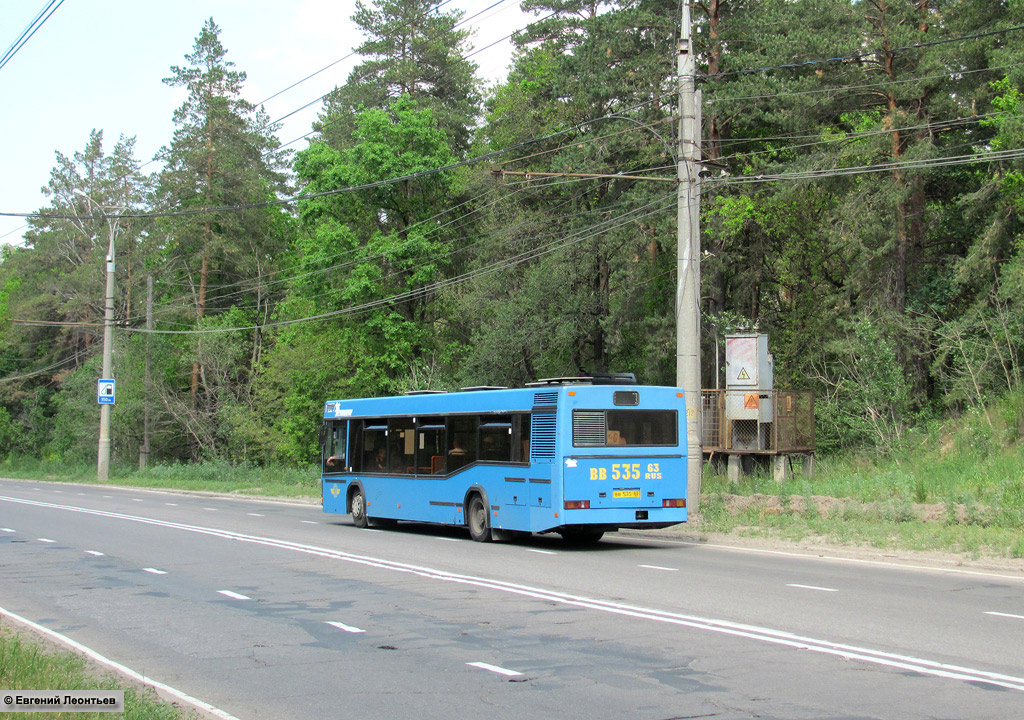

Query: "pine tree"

xmin=155 ymin=18 xmax=291 ymax=459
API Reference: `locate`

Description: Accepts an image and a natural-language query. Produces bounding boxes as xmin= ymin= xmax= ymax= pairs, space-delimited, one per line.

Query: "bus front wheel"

xmin=467 ymin=495 xmax=492 ymax=543
xmin=350 ymin=488 xmax=369 ymax=529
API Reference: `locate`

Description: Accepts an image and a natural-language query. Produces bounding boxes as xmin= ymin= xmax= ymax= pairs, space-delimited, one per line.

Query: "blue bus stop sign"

xmin=97 ymin=379 xmax=116 ymax=405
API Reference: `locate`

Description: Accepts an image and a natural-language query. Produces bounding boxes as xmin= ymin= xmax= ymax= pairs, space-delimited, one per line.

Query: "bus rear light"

xmin=662 ymin=498 xmax=686 ymax=508
xmin=564 ymin=500 xmax=590 ymax=510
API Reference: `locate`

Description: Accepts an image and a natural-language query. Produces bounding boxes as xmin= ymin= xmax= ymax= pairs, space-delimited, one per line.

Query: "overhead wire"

xmin=123 ymin=191 xmax=678 ymax=335
xmin=703 ymin=24 xmax=1024 ymax=80
xmin=145 ymin=164 xmax=677 ymax=323
xmin=0 ymin=0 xmax=65 ymax=72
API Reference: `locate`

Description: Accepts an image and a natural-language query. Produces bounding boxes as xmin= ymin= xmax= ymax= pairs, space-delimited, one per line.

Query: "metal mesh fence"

xmin=700 ymin=389 xmax=815 ymax=453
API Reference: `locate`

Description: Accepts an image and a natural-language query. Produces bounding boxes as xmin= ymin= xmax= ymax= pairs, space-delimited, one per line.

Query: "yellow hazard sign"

xmin=744 ymin=393 xmax=759 ymax=409
xmin=737 ymin=368 xmax=750 ymax=381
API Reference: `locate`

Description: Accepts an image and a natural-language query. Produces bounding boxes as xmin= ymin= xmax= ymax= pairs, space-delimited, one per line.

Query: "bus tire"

xmin=467 ymin=494 xmax=492 ymax=543
xmin=350 ymin=486 xmax=369 ymax=529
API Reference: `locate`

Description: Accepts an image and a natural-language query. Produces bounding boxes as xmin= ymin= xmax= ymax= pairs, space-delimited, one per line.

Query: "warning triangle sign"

xmin=737 ymin=368 xmax=750 ymax=380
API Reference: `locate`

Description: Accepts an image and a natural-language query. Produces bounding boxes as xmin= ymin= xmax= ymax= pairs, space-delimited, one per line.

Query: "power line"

xmin=0 ymin=0 xmax=65 ymax=72
xmin=145 ymin=166 xmax=677 ymax=323
xmin=2 ymin=95 xmax=669 ymax=222
xmin=123 ymin=192 xmax=677 ymax=335
xmin=704 ymin=61 xmax=1024 ymax=107
xmin=704 ymin=24 xmax=1024 ymax=80
xmin=712 ymin=146 xmax=1024 ymax=186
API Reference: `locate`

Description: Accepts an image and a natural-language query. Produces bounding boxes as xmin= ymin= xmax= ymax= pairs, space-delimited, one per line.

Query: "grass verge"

xmin=699 ymin=398 xmax=1024 ymax=560
xmin=0 ymin=623 xmax=196 ymax=720
xmin=0 ymin=458 xmax=320 ymax=500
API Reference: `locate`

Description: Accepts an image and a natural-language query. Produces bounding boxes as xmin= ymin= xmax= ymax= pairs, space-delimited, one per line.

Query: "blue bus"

xmin=319 ymin=375 xmax=687 ymax=543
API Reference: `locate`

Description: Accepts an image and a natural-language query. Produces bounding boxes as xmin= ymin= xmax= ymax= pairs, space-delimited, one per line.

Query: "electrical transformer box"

xmin=724 ymin=333 xmax=774 ymax=450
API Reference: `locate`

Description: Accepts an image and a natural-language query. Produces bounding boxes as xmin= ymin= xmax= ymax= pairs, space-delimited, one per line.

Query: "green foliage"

xmin=3 ymin=0 xmax=1024 ymax=481
xmin=0 ymin=628 xmax=194 ymax=720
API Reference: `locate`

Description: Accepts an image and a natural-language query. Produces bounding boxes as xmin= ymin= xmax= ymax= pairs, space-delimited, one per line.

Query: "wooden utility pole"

xmin=677 ymin=0 xmax=703 ymax=513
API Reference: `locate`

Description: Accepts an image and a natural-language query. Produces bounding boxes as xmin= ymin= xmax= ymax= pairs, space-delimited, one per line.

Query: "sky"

xmin=0 ymin=0 xmax=531 ymax=245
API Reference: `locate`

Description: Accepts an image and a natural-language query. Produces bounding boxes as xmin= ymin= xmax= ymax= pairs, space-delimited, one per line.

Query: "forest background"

xmin=1 ymin=0 xmax=1022 ymax=489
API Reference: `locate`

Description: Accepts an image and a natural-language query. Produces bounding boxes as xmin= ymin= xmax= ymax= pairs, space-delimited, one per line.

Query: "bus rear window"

xmin=572 ymin=409 xmax=677 ymax=447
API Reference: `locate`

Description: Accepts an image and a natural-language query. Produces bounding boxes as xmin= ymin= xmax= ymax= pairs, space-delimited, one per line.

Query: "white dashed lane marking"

xmin=467 ymin=662 xmax=524 ymax=677
xmin=325 ymin=621 xmax=365 ymax=634
xmin=525 ymin=549 xmax=556 ymax=555
xmin=985 ymin=611 xmax=1024 ymax=621
xmin=787 ymin=584 xmax=839 ymax=593
xmin=85 ymin=550 xmax=105 ymax=556
xmin=638 ymin=564 xmax=678 ymax=572
xmin=38 ymin=538 xmax=56 ymax=543
xmin=143 ymin=568 xmax=168 ymax=575
xmin=217 ymin=590 xmax=251 ymax=600
xmin=247 ymin=513 xmax=264 ymax=517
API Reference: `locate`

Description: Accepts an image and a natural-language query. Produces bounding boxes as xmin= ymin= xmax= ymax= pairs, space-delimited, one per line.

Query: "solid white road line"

xmin=617 ymin=535 xmax=1024 ymax=583
xmin=85 ymin=550 xmax=105 ymax=556
xmin=143 ymin=568 xmax=168 ymax=575
xmin=5 ymin=494 xmax=1023 ymax=693
xmin=467 ymin=662 xmax=524 ymax=677
xmin=217 ymin=590 xmax=251 ymax=600
xmin=788 ymin=583 xmax=839 ymax=593
xmin=325 ymin=621 xmax=365 ymax=634
xmin=0 ymin=604 xmax=241 ymax=720
xmin=985 ymin=611 xmax=1024 ymax=621
xmin=639 ymin=564 xmax=678 ymax=571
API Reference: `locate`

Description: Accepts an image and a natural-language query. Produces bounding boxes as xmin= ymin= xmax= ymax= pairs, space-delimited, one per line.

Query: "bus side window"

xmin=388 ymin=418 xmax=415 ymax=474
xmin=448 ymin=416 xmax=477 ymax=471
xmin=516 ymin=414 xmax=530 ymax=462
xmin=480 ymin=415 xmax=512 ymax=461
xmin=416 ymin=420 xmax=446 ymax=475
xmin=325 ymin=421 xmax=347 ymax=472
xmin=356 ymin=420 xmax=387 ymax=473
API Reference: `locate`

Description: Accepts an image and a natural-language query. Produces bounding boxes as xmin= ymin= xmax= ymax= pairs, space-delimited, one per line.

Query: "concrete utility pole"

xmin=677 ymin=0 xmax=703 ymax=513
xmin=140 ymin=275 xmax=153 ymax=469
xmin=97 ymin=210 xmax=117 ymax=481
xmin=74 ymin=189 xmax=118 ymax=482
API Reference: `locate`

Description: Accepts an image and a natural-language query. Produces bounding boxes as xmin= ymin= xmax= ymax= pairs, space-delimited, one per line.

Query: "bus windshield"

xmin=572 ymin=409 xmax=677 ymax=447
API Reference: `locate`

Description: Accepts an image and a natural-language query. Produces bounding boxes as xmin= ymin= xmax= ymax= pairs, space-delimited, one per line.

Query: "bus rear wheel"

xmin=350 ymin=487 xmax=369 ymax=529
xmin=467 ymin=495 xmax=492 ymax=543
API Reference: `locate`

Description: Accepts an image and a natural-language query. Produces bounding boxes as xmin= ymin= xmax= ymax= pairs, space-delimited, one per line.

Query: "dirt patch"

xmin=714 ymin=493 xmax=974 ymax=523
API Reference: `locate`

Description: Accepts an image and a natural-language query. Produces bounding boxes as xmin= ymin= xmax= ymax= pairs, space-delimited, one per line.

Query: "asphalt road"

xmin=2 ymin=477 xmax=1023 ymax=720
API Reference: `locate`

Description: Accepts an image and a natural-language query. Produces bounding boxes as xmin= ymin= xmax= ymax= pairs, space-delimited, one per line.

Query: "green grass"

xmin=698 ymin=396 xmax=1024 ymax=559
xmin=0 ymin=625 xmax=195 ymax=720
xmin=0 ymin=457 xmax=320 ymax=499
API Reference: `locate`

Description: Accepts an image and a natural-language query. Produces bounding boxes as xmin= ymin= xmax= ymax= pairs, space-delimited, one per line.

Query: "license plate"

xmin=613 ymin=489 xmax=641 ymax=499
